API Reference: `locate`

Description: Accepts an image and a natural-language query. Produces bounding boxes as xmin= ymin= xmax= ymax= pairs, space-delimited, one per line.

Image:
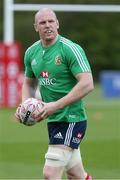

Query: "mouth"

xmin=45 ymin=30 xmax=52 ymax=35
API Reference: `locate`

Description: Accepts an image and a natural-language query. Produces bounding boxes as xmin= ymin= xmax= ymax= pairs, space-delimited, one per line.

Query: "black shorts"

xmin=47 ymin=121 xmax=87 ymax=149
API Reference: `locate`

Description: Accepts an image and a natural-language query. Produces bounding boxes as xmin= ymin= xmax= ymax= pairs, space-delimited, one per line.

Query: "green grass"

xmin=0 ymin=84 xmax=120 ymax=179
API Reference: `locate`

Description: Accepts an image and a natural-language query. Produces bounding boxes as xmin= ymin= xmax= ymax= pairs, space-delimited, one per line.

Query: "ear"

xmin=34 ymin=23 xmax=38 ymax=32
xmin=56 ymin=20 xmax=59 ymax=29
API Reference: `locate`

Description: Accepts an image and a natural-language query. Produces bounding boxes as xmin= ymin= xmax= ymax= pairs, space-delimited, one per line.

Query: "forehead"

xmin=35 ymin=10 xmax=57 ymax=22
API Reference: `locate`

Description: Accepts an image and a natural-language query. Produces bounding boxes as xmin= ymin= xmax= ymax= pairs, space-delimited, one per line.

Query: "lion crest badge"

xmin=55 ymin=55 xmax=62 ymax=65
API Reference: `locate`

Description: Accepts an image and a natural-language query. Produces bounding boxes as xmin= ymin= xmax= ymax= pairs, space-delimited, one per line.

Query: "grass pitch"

xmin=0 ymin=84 xmax=120 ymax=179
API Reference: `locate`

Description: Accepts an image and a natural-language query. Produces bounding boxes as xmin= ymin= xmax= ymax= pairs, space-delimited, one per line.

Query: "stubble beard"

xmin=41 ymin=32 xmax=58 ymax=47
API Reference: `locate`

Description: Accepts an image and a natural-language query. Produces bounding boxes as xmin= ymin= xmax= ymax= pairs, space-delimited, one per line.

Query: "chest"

xmin=31 ymin=47 xmax=68 ymax=79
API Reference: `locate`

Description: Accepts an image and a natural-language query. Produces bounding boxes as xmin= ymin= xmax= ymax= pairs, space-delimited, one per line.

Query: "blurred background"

xmin=0 ymin=0 xmax=120 ymax=179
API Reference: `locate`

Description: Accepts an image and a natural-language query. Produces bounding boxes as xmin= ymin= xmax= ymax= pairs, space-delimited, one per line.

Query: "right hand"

xmin=15 ymin=104 xmax=22 ymax=122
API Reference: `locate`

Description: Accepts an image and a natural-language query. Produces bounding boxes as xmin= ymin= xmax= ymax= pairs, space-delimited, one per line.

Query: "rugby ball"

xmin=19 ymin=98 xmax=43 ymax=126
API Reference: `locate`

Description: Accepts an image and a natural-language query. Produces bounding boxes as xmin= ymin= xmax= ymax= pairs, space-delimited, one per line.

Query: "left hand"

xmin=38 ymin=101 xmax=59 ymax=120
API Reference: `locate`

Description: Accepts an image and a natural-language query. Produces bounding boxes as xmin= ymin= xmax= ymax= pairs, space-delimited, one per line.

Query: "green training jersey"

xmin=24 ymin=35 xmax=91 ymax=123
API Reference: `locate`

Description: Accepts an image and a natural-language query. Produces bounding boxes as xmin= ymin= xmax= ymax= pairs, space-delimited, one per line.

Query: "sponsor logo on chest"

xmin=40 ymin=71 xmax=49 ymax=78
xmin=39 ymin=71 xmax=56 ymax=86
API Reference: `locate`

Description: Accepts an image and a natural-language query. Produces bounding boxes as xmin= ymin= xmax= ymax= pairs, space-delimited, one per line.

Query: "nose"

xmin=46 ymin=21 xmax=50 ymax=27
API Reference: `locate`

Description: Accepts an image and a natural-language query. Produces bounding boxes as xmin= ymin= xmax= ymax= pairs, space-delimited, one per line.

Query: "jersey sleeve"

xmin=64 ymin=42 xmax=91 ymax=76
xmin=24 ymin=49 xmax=35 ymax=78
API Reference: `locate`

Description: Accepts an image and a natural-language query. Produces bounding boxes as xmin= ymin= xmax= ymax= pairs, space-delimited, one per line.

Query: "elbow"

xmin=88 ymin=81 xmax=94 ymax=93
xmin=85 ymin=77 xmax=94 ymax=94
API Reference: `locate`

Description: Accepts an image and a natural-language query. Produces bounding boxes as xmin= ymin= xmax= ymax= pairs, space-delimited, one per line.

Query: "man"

xmin=16 ymin=8 xmax=94 ymax=180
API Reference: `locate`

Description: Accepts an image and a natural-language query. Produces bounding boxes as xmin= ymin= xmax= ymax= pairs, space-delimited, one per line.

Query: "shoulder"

xmin=59 ymin=36 xmax=85 ymax=58
xmin=59 ymin=36 xmax=73 ymax=48
xmin=59 ymin=36 xmax=83 ymax=52
xmin=25 ymin=40 xmax=40 ymax=56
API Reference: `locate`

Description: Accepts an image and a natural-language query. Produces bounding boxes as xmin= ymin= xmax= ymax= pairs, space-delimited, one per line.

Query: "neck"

xmin=41 ymin=35 xmax=58 ymax=48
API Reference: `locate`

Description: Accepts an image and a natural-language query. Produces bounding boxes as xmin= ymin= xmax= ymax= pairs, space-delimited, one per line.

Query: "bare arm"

xmin=40 ymin=72 xmax=94 ymax=118
xmin=15 ymin=77 xmax=37 ymax=121
xmin=56 ymin=72 xmax=94 ymax=109
xmin=22 ymin=77 xmax=38 ymax=102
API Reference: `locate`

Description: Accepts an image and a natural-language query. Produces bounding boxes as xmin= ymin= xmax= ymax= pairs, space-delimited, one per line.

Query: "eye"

xmin=39 ymin=21 xmax=46 ymax=25
xmin=48 ymin=20 xmax=54 ymax=23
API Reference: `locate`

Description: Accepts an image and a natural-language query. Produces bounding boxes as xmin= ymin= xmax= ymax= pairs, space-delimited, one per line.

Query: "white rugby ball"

xmin=19 ymin=98 xmax=43 ymax=126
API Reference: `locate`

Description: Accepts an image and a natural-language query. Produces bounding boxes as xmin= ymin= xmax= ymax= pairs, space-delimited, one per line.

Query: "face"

xmin=34 ymin=9 xmax=59 ymax=46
